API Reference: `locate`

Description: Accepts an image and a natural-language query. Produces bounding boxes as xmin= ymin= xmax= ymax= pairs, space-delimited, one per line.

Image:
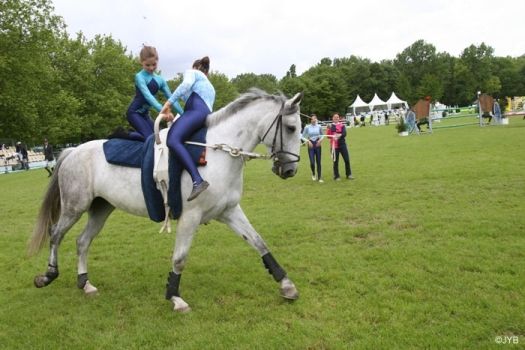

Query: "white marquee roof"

xmin=350 ymin=95 xmax=369 ymax=108
xmin=369 ymin=93 xmax=387 ymax=110
xmin=386 ymin=92 xmax=408 ymax=109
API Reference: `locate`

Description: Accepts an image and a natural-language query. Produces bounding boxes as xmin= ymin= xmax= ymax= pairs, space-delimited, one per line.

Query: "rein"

xmin=184 ymin=141 xmax=272 ymax=161
xmin=155 ymin=103 xmax=301 ymax=164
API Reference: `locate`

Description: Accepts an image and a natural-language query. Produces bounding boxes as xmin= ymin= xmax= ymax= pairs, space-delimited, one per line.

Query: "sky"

xmin=52 ymin=0 xmax=525 ymax=80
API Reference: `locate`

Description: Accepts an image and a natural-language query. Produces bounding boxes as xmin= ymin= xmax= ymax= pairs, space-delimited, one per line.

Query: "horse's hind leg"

xmin=218 ymin=204 xmax=299 ymax=300
xmin=76 ymin=198 xmax=115 ymax=295
xmin=34 ymin=210 xmax=83 ymax=288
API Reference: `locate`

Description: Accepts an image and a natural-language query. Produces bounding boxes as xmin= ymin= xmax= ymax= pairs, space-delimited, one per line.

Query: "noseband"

xmin=261 ymin=103 xmax=301 ymax=167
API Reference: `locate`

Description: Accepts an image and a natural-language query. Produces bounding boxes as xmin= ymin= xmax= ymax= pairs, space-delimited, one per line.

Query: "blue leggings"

xmin=127 ymin=111 xmax=154 ymax=141
xmin=307 ymin=140 xmax=322 ymax=179
xmin=167 ymin=93 xmax=210 ymax=184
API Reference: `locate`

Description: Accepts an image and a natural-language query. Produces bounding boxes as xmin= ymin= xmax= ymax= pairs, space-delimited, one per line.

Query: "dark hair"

xmin=192 ymin=56 xmax=210 ymax=74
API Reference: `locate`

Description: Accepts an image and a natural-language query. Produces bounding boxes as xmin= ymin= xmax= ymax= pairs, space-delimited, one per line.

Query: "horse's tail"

xmin=28 ymin=148 xmax=74 ymax=256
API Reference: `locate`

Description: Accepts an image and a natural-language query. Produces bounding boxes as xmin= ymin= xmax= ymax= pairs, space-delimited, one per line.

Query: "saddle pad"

xmin=141 ymin=128 xmax=207 ymax=222
xmin=103 ymin=138 xmax=144 ymax=168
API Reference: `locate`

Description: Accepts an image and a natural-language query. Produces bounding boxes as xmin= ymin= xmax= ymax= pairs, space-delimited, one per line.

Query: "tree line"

xmin=2 ymin=0 xmax=524 ymax=145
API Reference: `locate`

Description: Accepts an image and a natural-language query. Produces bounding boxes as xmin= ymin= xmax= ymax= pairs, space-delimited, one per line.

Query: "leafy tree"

xmin=231 ymin=73 xmax=279 ymax=94
xmin=0 ymin=0 xmax=66 ymax=143
xmin=278 ymin=75 xmax=307 ymax=105
xmin=208 ymin=72 xmax=239 ymax=110
xmin=79 ymin=35 xmax=136 ymax=140
xmin=416 ymin=74 xmax=444 ymax=102
xmin=300 ymin=59 xmax=347 ymax=117
xmin=394 ymin=40 xmax=443 ymax=102
xmin=285 ymin=64 xmax=297 ymax=78
xmin=460 ymin=43 xmax=497 ymax=95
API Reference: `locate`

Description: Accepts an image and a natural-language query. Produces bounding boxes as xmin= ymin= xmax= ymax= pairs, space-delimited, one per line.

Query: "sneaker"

xmin=334 ymin=177 xmax=341 ymax=181
xmin=187 ymin=181 xmax=209 ymax=201
xmin=311 ymin=175 xmax=317 ymax=181
xmin=318 ymin=179 xmax=324 ymax=183
xmin=347 ymin=175 xmax=355 ymax=180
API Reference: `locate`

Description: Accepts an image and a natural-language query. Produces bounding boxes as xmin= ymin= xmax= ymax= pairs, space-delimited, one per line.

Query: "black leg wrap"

xmin=165 ymin=272 xmax=181 ymax=300
xmin=45 ymin=264 xmax=59 ymax=284
xmin=262 ymin=253 xmax=286 ymax=282
xmin=77 ymin=273 xmax=88 ymax=289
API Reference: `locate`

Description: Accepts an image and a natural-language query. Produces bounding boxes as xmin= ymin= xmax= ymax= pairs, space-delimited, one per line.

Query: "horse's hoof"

xmin=83 ymin=281 xmax=98 ymax=295
xmin=171 ymin=296 xmax=191 ymax=313
xmin=34 ymin=275 xmax=47 ymax=288
xmin=174 ymin=305 xmax=192 ymax=313
xmin=280 ymin=278 xmax=299 ymax=300
xmin=280 ymin=285 xmax=299 ymax=300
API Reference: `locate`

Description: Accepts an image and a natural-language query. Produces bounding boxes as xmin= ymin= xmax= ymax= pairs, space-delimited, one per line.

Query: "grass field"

xmin=1 ymin=119 xmax=524 ymax=349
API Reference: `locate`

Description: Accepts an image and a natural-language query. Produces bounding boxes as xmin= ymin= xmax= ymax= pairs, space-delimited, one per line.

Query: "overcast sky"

xmin=52 ymin=0 xmax=525 ymax=80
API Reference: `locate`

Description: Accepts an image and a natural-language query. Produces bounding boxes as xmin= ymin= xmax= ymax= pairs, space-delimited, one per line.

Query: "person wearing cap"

xmin=43 ymin=138 xmax=55 ymax=177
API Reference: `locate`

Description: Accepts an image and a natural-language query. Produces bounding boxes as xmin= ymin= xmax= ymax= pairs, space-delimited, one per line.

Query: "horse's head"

xmin=262 ymin=92 xmax=303 ymax=179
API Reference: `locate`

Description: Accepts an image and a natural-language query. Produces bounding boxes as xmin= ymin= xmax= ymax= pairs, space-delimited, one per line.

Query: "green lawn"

xmin=0 ymin=119 xmax=524 ymax=349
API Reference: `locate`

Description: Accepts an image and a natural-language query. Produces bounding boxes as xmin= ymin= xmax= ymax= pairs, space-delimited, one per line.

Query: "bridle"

xmin=261 ymin=102 xmax=301 ymax=168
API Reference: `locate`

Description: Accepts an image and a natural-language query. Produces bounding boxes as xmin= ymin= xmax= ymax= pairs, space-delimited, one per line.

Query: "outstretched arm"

xmin=167 ymin=70 xmax=195 ymax=106
xmin=160 ymin=79 xmax=184 ymax=115
xmin=136 ymin=74 xmax=163 ymax=112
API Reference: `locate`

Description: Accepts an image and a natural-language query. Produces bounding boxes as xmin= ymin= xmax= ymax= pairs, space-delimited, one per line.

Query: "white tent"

xmin=368 ymin=93 xmax=388 ymax=111
xmin=349 ymin=95 xmax=370 ymax=115
xmin=386 ymin=92 xmax=408 ymax=110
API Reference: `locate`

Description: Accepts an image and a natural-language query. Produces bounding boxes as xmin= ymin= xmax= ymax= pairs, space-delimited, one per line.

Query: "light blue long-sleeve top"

xmin=302 ymin=124 xmax=324 ymax=142
xmin=168 ymin=69 xmax=216 ymax=112
xmin=132 ymin=70 xmax=184 ymax=115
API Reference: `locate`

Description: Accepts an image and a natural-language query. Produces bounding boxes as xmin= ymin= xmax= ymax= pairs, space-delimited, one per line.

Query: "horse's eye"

xmin=287 ymin=126 xmax=296 ymax=133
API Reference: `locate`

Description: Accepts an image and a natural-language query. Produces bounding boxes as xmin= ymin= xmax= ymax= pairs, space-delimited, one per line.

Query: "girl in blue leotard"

xmin=160 ymin=56 xmax=215 ymax=201
xmin=127 ymin=46 xmax=183 ymax=140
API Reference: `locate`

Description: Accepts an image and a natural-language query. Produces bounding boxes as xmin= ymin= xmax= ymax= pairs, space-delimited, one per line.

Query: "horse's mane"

xmin=207 ymin=88 xmax=289 ymax=127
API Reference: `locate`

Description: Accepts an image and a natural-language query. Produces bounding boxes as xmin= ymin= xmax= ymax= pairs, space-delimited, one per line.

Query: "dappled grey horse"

xmin=29 ymin=89 xmax=303 ymax=312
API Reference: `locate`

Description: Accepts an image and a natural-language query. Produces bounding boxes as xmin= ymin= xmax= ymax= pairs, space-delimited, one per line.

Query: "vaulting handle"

xmin=154 ymin=114 xmax=165 ymax=145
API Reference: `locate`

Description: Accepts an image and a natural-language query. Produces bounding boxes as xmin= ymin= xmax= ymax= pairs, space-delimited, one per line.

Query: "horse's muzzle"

xmin=272 ymin=163 xmax=297 ymax=179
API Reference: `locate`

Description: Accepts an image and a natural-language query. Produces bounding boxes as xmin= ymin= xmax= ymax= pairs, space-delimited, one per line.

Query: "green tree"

xmin=0 ymin=0 xmax=66 ymax=143
xmin=300 ymin=58 xmax=347 ymax=117
xmin=460 ymin=43 xmax=497 ymax=95
xmin=394 ymin=40 xmax=443 ymax=102
xmin=231 ymin=73 xmax=279 ymax=94
xmin=208 ymin=72 xmax=238 ymax=110
xmin=79 ymin=35 xmax=136 ymax=140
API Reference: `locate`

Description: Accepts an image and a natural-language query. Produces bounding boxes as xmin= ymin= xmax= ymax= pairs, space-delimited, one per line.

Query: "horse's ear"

xmin=290 ymin=92 xmax=303 ymax=106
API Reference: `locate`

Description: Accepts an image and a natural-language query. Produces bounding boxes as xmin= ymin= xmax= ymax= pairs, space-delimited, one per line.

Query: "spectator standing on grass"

xmin=15 ymin=141 xmax=22 ymax=162
xmin=43 ymin=138 xmax=55 ymax=177
xmin=302 ymin=114 xmax=324 ymax=183
xmin=20 ymin=143 xmax=29 ymax=170
xmin=326 ymin=113 xmax=354 ymax=181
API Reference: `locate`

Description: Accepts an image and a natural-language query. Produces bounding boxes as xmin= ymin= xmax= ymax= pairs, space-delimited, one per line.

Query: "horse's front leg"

xmin=165 ymin=213 xmax=200 ymax=313
xmin=219 ymin=204 xmax=299 ymax=300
